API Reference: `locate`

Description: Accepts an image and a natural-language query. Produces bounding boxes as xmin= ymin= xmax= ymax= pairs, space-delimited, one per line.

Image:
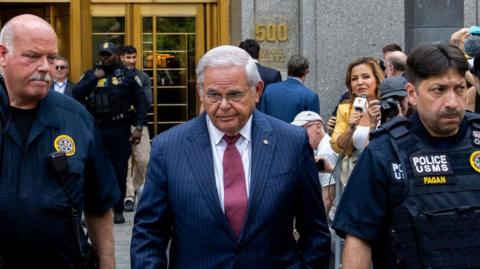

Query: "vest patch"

xmin=410 ymin=153 xmax=453 ymax=176
xmin=391 ymin=163 xmax=404 ymax=180
xmin=423 ymin=176 xmax=447 ymax=184
xmin=470 ymin=151 xmax=480 ymax=173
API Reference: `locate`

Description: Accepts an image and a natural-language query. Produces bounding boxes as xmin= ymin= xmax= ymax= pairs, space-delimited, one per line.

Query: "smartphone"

xmin=470 ymin=26 xmax=480 ymax=35
xmin=316 ymin=159 xmax=325 ymax=172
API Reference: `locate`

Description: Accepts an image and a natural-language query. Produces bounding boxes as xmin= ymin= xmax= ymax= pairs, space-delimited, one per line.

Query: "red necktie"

xmin=223 ymin=134 xmax=248 ymax=237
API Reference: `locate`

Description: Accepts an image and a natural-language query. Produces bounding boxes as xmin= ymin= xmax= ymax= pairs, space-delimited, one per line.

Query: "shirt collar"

xmin=55 ymin=80 xmax=66 ymax=86
xmin=287 ymin=77 xmax=304 ymax=84
xmin=206 ymin=114 xmax=253 ymax=145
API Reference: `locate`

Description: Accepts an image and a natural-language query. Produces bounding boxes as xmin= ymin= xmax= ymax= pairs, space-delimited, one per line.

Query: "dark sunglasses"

xmin=55 ymin=65 xmax=67 ymax=70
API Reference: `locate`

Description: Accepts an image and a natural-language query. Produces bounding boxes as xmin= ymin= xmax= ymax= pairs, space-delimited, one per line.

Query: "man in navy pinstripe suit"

xmin=131 ymin=45 xmax=330 ymax=269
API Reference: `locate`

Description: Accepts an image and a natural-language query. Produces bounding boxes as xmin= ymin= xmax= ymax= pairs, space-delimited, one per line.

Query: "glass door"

xmin=133 ymin=5 xmax=204 ymax=137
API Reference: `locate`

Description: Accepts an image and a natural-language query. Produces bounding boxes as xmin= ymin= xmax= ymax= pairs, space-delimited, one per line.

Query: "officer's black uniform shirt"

xmin=0 ymin=84 xmax=120 ymax=267
xmin=9 ymin=106 xmax=38 ymax=143
xmin=72 ymin=63 xmax=148 ymax=127
xmin=332 ymin=112 xmax=468 ymax=267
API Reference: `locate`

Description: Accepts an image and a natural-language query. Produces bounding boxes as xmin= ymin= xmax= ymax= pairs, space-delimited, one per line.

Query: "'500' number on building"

xmin=255 ymin=23 xmax=288 ymax=42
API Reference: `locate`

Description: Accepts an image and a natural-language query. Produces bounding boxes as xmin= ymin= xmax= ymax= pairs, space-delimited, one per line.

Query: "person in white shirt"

xmin=292 ymin=111 xmax=339 ymax=213
xmin=51 ymin=56 xmax=76 ymax=97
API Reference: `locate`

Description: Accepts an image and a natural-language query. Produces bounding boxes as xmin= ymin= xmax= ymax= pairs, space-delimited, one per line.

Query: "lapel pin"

xmin=263 ymin=139 xmax=269 ymax=145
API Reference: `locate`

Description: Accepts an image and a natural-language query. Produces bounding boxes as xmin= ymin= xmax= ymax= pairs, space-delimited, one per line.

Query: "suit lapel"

xmin=184 ymin=114 xmax=237 ymax=240
xmin=239 ymin=111 xmax=275 ymax=242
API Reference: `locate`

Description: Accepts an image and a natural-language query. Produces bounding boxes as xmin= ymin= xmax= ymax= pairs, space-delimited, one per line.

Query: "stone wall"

xmin=231 ymin=0 xmax=477 ymax=119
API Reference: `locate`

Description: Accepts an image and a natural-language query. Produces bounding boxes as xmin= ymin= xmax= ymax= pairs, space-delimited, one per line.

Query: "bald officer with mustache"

xmin=0 ymin=14 xmax=119 ymax=268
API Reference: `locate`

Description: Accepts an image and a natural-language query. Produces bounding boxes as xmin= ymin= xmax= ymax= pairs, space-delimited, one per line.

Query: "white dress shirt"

xmin=206 ymin=115 xmax=252 ymax=211
xmin=53 ymin=80 xmax=67 ymax=94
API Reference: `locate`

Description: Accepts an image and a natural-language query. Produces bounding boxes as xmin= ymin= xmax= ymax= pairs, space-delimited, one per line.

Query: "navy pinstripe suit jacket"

xmin=131 ymin=111 xmax=330 ymax=269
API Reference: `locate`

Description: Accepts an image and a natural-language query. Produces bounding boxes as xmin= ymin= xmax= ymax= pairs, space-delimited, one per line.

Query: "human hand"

xmin=367 ymin=99 xmax=381 ymax=128
xmin=94 ymin=68 xmax=105 ymax=79
xmin=315 ymin=156 xmax=335 ymax=173
xmin=450 ymin=27 xmax=470 ymax=51
xmin=129 ymin=128 xmax=142 ymax=145
xmin=348 ymin=111 xmax=362 ymax=131
xmin=326 ymin=116 xmax=336 ymax=135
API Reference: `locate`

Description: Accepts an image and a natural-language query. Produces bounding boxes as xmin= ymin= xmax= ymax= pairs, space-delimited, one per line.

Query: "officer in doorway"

xmin=73 ymin=41 xmax=148 ymax=224
xmin=333 ymin=43 xmax=480 ymax=269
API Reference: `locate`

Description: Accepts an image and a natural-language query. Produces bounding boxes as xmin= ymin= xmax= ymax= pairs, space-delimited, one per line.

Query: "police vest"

xmin=86 ymin=67 xmax=135 ymax=126
xmin=380 ymin=113 xmax=480 ymax=269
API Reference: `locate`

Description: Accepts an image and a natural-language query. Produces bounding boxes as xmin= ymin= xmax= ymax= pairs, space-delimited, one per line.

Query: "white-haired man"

xmin=131 ymin=45 xmax=330 ymax=269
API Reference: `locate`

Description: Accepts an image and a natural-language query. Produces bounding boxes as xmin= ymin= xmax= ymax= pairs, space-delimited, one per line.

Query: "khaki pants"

xmin=125 ymin=127 xmax=151 ymax=202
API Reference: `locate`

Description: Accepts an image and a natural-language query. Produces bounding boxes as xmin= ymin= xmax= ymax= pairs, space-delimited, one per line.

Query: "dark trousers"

xmin=99 ymin=126 xmax=132 ymax=214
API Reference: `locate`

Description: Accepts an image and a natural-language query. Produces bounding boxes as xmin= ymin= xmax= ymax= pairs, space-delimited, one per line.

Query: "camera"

xmin=380 ymin=97 xmax=400 ymax=124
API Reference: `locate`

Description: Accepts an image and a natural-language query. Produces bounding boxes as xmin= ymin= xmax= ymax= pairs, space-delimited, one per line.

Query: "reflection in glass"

xmin=156 ymin=34 xmax=187 ymax=51
xmin=157 ymin=106 xmax=188 ymax=122
xmin=157 ymin=70 xmax=186 ymax=87
xmin=92 ymin=17 xmax=125 ymax=64
xmin=156 ymin=17 xmax=195 ymax=33
xmin=92 ymin=17 xmax=125 ymax=32
xmin=142 ymin=16 xmax=196 ymax=135
xmin=157 ymin=87 xmax=188 ymax=104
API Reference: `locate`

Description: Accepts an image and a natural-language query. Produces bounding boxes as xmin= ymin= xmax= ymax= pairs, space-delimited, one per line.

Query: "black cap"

xmin=379 ymin=77 xmax=408 ymax=100
xmin=99 ymin=41 xmax=118 ymax=55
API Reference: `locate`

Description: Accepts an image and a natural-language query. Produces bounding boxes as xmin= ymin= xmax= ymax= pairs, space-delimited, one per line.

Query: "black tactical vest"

xmin=86 ymin=66 xmax=134 ymax=127
xmin=381 ymin=113 xmax=480 ymax=269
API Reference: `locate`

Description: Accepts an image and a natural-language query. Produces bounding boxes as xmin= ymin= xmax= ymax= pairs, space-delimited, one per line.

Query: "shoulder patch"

xmin=134 ymin=76 xmax=142 ymax=87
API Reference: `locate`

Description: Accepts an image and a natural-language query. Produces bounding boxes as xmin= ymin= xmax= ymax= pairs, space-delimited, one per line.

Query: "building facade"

xmin=1 ymin=0 xmax=479 ymax=133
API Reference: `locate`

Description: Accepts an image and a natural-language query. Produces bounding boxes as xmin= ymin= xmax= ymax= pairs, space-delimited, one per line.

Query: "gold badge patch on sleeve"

xmin=470 ymin=151 xmax=480 ymax=173
xmin=54 ymin=135 xmax=76 ymax=156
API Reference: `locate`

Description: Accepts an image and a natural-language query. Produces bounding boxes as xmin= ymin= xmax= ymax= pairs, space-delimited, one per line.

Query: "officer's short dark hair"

xmin=121 ymin=45 xmax=137 ymax=55
xmin=239 ymin=39 xmax=260 ymax=59
xmin=405 ymin=43 xmax=468 ymax=87
xmin=287 ymin=55 xmax=309 ymax=77
xmin=382 ymin=43 xmax=403 ymax=54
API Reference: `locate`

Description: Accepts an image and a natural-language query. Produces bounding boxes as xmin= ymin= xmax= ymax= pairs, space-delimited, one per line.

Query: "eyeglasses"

xmin=55 ymin=65 xmax=67 ymax=71
xmin=204 ymin=92 xmax=246 ymax=103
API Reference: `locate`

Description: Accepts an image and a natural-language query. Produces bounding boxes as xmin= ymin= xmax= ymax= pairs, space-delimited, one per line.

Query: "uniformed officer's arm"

xmin=72 ymin=70 xmax=100 ymax=101
xmin=130 ymin=76 xmax=148 ymax=127
xmin=85 ymin=210 xmax=115 ymax=269
xmin=141 ymin=72 xmax=153 ymax=106
xmin=342 ymin=235 xmax=372 ymax=269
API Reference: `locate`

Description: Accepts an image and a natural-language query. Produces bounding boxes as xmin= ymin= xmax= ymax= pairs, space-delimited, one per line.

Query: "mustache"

xmin=439 ymin=109 xmax=461 ymax=117
xmin=28 ymin=73 xmax=51 ymax=82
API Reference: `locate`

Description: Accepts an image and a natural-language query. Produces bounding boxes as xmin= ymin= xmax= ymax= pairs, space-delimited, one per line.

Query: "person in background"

xmin=259 ymin=55 xmax=320 ymax=123
xmin=73 ymin=41 xmax=148 ymax=224
xmin=384 ymin=51 xmax=407 ymax=78
xmin=50 ymin=56 xmax=76 ymax=97
xmin=291 ymin=111 xmax=338 ymax=214
xmin=330 ymin=57 xmax=383 ymax=184
xmin=119 ymin=45 xmax=152 ymax=212
xmin=239 ymin=39 xmax=282 ymax=94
